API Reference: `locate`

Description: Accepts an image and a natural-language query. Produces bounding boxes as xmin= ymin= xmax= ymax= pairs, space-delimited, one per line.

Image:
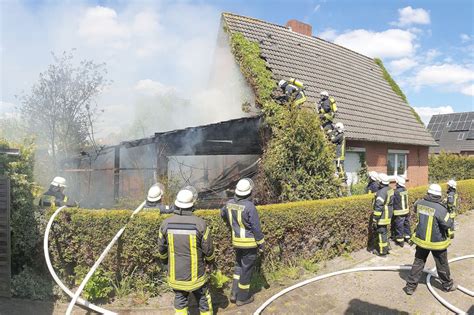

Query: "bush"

xmin=11 ymin=265 xmax=54 ymax=300
xmin=429 ymin=152 xmax=474 ymax=181
xmin=48 ymin=179 xmax=474 ymax=297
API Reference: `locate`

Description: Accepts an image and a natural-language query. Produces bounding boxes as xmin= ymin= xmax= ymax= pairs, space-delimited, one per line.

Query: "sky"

xmin=1 ymin=0 xmax=473 ymax=138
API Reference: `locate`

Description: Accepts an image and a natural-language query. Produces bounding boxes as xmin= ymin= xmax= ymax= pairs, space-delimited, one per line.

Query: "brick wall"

xmin=347 ymin=141 xmax=429 ymax=187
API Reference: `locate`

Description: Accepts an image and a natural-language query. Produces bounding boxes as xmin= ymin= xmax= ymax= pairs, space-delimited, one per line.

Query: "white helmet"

xmin=320 ymin=91 xmax=329 ymax=98
xmin=447 ymin=179 xmax=457 ymax=189
xmin=335 ymin=122 xmax=344 ymax=131
xmin=147 ymin=184 xmax=163 ymax=202
xmin=428 ymin=184 xmax=442 ymax=196
xmin=396 ymin=176 xmax=406 ymax=187
xmin=278 ymin=79 xmax=287 ymax=88
xmin=175 ymin=187 xmax=197 ymax=209
xmin=368 ymin=171 xmax=378 ymax=181
xmin=51 ymin=176 xmax=67 ymax=188
xmin=235 ymin=178 xmax=254 ymax=197
xmin=378 ymin=173 xmax=389 ymax=185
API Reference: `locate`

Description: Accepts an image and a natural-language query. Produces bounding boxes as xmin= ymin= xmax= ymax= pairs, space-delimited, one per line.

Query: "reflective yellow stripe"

xmin=205 ymin=251 xmax=215 ymax=262
xmin=157 ymin=252 xmax=168 ymax=259
xmin=175 ymin=307 xmax=188 ymax=315
xmin=203 ymin=227 xmax=211 ymax=240
xmin=232 ymin=237 xmax=257 ymax=248
xmin=190 ymin=235 xmax=197 ymax=282
xmin=228 ymin=208 xmax=235 ymax=241
xmin=376 ymin=196 xmax=385 ymax=203
xmin=238 ymin=283 xmax=250 ymax=290
xmin=206 ymin=289 xmax=213 ymax=314
xmin=448 ymin=229 xmax=454 ymax=237
xmin=377 ymin=218 xmax=391 ymax=225
xmin=237 ymin=210 xmax=245 ymax=239
xmin=449 ymin=212 xmax=456 ymax=219
xmin=394 ymin=209 xmax=409 ymax=216
xmin=378 ymin=234 xmax=387 ymax=249
xmin=233 ymin=274 xmax=240 ymax=280
xmin=412 ymin=234 xmax=451 ymax=250
xmin=256 ymin=238 xmax=265 ymax=245
xmin=374 ymin=211 xmax=382 ymax=216
xmin=169 ymin=233 xmax=175 ymax=282
xmin=425 ymin=215 xmax=433 ymax=243
xmin=444 ymin=213 xmax=450 ymax=222
xmin=159 ymin=230 xmax=163 ymax=239
xmin=169 ymin=275 xmax=208 ymax=291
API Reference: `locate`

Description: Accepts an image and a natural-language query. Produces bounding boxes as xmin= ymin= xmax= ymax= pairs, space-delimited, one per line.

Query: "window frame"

xmin=387 ymin=150 xmax=408 ymax=177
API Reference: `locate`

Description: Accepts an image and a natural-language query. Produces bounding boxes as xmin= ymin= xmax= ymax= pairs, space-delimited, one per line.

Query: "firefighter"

xmin=39 ymin=176 xmax=70 ymax=207
xmin=317 ymin=91 xmax=337 ymax=133
xmin=446 ymin=179 xmax=458 ymax=220
xmin=221 ymin=178 xmax=264 ymax=306
xmin=330 ymin=122 xmax=346 ymax=179
xmin=392 ymin=176 xmax=410 ymax=247
xmin=366 ymin=171 xmax=380 ymax=193
xmin=277 ymin=78 xmax=307 ymax=108
xmin=144 ymin=183 xmax=173 ymax=214
xmin=372 ymin=173 xmax=393 ymax=256
xmin=157 ymin=187 xmax=215 ymax=315
xmin=403 ymin=184 xmax=456 ymax=295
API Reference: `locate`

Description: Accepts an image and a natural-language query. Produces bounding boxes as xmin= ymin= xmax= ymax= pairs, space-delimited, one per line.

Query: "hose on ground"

xmin=65 ymin=201 xmax=146 ymax=315
xmin=254 ymin=255 xmax=473 ymax=315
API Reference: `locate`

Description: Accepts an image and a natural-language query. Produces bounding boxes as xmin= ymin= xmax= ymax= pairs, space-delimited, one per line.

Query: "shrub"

xmin=48 ymin=179 xmax=474 ymax=297
xmin=74 ymin=266 xmax=114 ymax=302
xmin=11 ymin=265 xmax=53 ymax=300
xmin=429 ymin=152 xmax=474 ymax=181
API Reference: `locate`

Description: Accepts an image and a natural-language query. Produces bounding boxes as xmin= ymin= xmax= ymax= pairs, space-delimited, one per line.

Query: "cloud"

xmin=0 ymin=101 xmax=17 ymax=118
xmin=425 ymin=49 xmax=440 ymax=62
xmin=461 ymin=84 xmax=474 ymax=96
xmin=389 ymin=58 xmax=417 ymax=74
xmin=460 ymin=33 xmax=471 ymax=43
xmin=393 ymin=6 xmax=430 ymax=27
xmin=331 ymin=29 xmax=416 ymax=59
xmin=414 ymin=64 xmax=474 ymax=86
xmin=313 ymin=4 xmax=321 ymax=13
xmin=133 ymin=79 xmax=177 ymax=96
xmin=413 ymin=106 xmax=454 ymax=125
xmin=318 ymin=28 xmax=338 ymax=41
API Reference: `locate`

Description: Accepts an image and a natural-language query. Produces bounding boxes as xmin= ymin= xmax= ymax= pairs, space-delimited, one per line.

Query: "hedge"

xmin=48 ymin=179 xmax=474 ymax=297
xmin=429 ymin=152 xmax=474 ymax=181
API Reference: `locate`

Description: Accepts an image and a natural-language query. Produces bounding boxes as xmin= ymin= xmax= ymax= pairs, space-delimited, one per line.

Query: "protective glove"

xmin=371 ymin=219 xmax=378 ymax=230
xmin=257 ymin=242 xmax=265 ymax=255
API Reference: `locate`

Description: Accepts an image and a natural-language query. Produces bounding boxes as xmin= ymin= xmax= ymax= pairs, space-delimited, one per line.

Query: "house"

xmin=217 ymin=13 xmax=437 ymax=187
xmin=427 ymin=112 xmax=474 ymax=155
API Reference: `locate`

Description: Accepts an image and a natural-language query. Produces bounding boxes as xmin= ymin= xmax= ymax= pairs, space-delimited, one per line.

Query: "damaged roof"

xmin=222 ymin=13 xmax=437 ymax=147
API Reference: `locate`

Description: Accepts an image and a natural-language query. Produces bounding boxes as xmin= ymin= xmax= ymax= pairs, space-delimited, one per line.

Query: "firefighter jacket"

xmin=157 ymin=210 xmax=215 ymax=291
xmin=373 ymin=185 xmax=394 ymax=225
xmin=318 ymin=97 xmax=337 ymax=121
xmin=366 ymin=180 xmax=380 ymax=194
xmin=144 ymin=201 xmax=173 ymax=214
xmin=412 ymin=195 xmax=453 ymax=250
xmin=393 ymin=185 xmax=409 ymax=216
xmin=282 ymin=84 xmax=307 ymax=107
xmin=221 ymin=196 xmax=265 ymax=249
xmin=446 ymin=188 xmax=458 ymax=218
xmin=39 ymin=186 xmax=68 ymax=207
xmin=331 ymin=131 xmax=346 ymax=161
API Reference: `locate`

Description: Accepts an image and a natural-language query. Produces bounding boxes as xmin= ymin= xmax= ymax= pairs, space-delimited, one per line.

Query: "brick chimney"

xmin=286 ymin=19 xmax=312 ymax=37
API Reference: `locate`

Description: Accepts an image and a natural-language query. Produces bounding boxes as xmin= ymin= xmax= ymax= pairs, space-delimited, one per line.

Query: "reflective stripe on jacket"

xmin=318 ymin=98 xmax=336 ymax=121
xmin=221 ymin=197 xmax=265 ymax=249
xmin=373 ymin=185 xmax=394 ymax=225
xmin=157 ymin=212 xmax=215 ymax=291
xmin=284 ymin=84 xmax=306 ymax=107
xmin=39 ymin=189 xmax=67 ymax=207
xmin=393 ymin=186 xmax=409 ymax=216
xmin=412 ymin=196 xmax=453 ymax=250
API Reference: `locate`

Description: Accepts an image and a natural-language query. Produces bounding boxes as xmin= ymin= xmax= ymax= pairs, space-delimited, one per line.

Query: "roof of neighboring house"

xmin=427 ymin=112 xmax=474 ymax=153
xmin=222 ymin=13 xmax=437 ymax=147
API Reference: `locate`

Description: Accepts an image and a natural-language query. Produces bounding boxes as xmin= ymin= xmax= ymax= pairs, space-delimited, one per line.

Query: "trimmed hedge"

xmin=49 ymin=180 xmax=474 ymax=296
xmin=429 ymin=152 xmax=474 ymax=181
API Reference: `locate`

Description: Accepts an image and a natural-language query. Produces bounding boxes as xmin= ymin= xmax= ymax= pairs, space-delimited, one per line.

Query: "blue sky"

xmin=1 ymin=0 xmax=473 ymax=135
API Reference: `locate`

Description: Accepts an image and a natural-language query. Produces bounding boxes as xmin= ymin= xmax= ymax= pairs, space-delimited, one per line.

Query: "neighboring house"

xmin=217 ymin=13 xmax=437 ymax=187
xmin=427 ymin=112 xmax=474 ymax=155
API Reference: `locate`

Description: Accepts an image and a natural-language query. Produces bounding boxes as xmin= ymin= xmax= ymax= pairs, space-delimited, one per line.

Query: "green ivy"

xmin=374 ymin=58 xmax=424 ymax=126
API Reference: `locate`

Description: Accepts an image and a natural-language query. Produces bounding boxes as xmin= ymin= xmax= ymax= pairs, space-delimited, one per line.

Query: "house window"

xmin=387 ymin=150 xmax=408 ymax=177
xmin=447 ymin=121 xmax=452 ymax=127
xmin=457 ymin=133 xmax=465 ymax=140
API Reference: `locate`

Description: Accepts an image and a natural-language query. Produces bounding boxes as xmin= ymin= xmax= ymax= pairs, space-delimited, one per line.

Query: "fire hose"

xmin=254 ymin=255 xmax=474 ymax=315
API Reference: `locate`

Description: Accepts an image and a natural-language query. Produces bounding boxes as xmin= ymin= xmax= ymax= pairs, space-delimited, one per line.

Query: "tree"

xmin=17 ymin=50 xmax=108 ymax=172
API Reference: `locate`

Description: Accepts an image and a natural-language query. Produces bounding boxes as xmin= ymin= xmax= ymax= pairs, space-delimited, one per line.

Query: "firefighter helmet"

xmin=335 ymin=122 xmax=344 ymax=131
xmin=378 ymin=173 xmax=390 ymax=185
xmin=320 ymin=91 xmax=329 ymax=98
xmin=428 ymin=184 xmax=442 ymax=196
xmin=447 ymin=179 xmax=457 ymax=189
xmin=51 ymin=176 xmax=67 ymax=188
xmin=368 ymin=171 xmax=378 ymax=181
xmin=278 ymin=79 xmax=287 ymax=88
xmin=175 ymin=188 xmax=196 ymax=209
xmin=235 ymin=178 xmax=254 ymax=197
xmin=147 ymin=184 xmax=163 ymax=202
xmin=396 ymin=176 xmax=406 ymax=187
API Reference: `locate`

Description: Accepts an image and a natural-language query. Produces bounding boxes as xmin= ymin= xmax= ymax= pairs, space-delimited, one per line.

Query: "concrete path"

xmin=1 ymin=211 xmax=473 ymax=315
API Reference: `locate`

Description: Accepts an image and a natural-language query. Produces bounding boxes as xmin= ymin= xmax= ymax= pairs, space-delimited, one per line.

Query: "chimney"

xmin=286 ymin=19 xmax=312 ymax=37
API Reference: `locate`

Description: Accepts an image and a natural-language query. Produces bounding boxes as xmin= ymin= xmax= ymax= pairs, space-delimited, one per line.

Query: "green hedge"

xmin=49 ymin=180 xmax=474 ymax=298
xmin=429 ymin=152 xmax=474 ymax=181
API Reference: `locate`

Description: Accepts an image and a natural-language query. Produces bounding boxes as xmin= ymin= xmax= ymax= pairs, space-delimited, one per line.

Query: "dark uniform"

xmin=158 ymin=208 xmax=215 ymax=315
xmin=446 ymin=187 xmax=458 ymax=219
xmin=39 ymin=186 xmax=68 ymax=207
xmin=373 ymin=185 xmax=394 ymax=255
xmin=405 ymin=194 xmax=455 ymax=292
xmin=144 ymin=200 xmax=173 ymax=214
xmin=331 ymin=129 xmax=346 ymax=177
xmin=318 ymin=97 xmax=337 ymax=131
xmin=279 ymin=82 xmax=307 ymax=108
xmin=366 ymin=180 xmax=380 ymax=194
xmin=221 ymin=196 xmax=264 ymax=303
xmin=392 ymin=185 xmax=410 ymax=244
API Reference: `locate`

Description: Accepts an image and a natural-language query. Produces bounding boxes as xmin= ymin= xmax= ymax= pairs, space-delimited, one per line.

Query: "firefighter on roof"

xmin=330 ymin=122 xmax=346 ymax=179
xmin=221 ymin=178 xmax=264 ymax=306
xmin=317 ymin=91 xmax=337 ymax=133
xmin=158 ymin=187 xmax=215 ymax=315
xmin=277 ymin=78 xmax=307 ymax=108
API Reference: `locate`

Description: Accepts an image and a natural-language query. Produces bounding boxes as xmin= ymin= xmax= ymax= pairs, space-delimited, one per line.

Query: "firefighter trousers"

xmin=394 ymin=215 xmax=411 ymax=242
xmin=375 ymin=225 xmax=389 ymax=255
xmin=231 ymin=248 xmax=258 ymax=302
xmin=406 ymin=247 xmax=453 ymax=290
xmin=174 ymin=284 xmax=213 ymax=315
